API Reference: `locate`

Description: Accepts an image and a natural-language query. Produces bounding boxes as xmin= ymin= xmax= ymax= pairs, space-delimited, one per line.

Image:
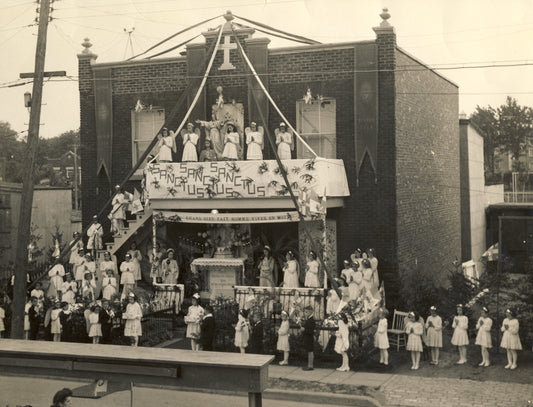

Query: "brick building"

xmin=78 ymin=10 xmax=461 ymax=294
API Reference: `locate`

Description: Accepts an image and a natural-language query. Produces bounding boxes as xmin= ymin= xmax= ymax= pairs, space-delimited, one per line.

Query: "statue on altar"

xmin=196 ymin=86 xmax=244 ymax=159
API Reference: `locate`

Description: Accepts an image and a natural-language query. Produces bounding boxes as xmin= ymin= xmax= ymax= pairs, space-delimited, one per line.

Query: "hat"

xmin=78 ymin=248 xmax=85 ymax=254
xmin=192 ymin=293 xmax=201 ymax=300
xmin=279 ymin=122 xmax=286 ymax=127
xmin=352 ymin=260 xmax=360 ymax=268
xmin=128 ymin=292 xmax=135 ymax=298
xmin=92 ymin=215 xmax=98 ymax=219
xmin=343 ymin=260 xmax=350 ymax=265
xmin=362 ymin=259 xmax=371 ymax=268
xmin=250 ymin=121 xmax=257 ymax=126
xmin=264 ymin=245 xmax=271 ymax=252
xmin=482 ymin=306 xmax=489 ymax=313
xmin=281 ymin=310 xmax=288 ymax=317
xmin=239 ymin=309 xmax=249 ymax=318
xmin=125 ymin=253 xmax=132 ymax=258
xmin=167 ymin=248 xmax=175 ymax=254
xmin=115 ymin=184 xmax=120 ymax=189
xmin=429 ymin=306 xmax=437 ymax=311
xmin=408 ymin=311 xmax=415 ymax=318
xmin=456 ymin=304 xmax=463 ymax=309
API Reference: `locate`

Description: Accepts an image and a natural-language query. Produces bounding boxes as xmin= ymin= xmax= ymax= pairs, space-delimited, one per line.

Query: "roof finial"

xmin=81 ymin=38 xmax=93 ymax=54
xmin=224 ymin=10 xmax=234 ymax=22
xmin=379 ymin=8 xmax=391 ymax=27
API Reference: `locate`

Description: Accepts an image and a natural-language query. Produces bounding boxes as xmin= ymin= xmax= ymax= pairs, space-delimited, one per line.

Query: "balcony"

xmin=145 ymin=158 xmax=349 ymax=210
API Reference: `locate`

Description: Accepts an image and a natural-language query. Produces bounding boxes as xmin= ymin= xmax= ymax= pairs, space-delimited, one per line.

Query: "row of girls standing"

xmin=397 ymin=304 xmax=523 ymax=369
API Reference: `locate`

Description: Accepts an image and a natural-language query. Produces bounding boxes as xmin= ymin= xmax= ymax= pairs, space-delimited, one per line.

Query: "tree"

xmin=470 ymin=105 xmax=500 ymax=175
xmin=470 ymin=97 xmax=533 ymax=176
xmin=0 ymin=121 xmax=26 ymax=183
xmin=498 ymin=97 xmax=533 ymax=161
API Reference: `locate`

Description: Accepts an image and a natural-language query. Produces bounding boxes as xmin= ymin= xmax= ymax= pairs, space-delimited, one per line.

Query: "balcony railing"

xmin=504 ymin=192 xmax=533 ymax=203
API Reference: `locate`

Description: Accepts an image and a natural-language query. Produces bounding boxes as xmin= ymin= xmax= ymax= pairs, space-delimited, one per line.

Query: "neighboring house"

xmin=459 ymin=116 xmax=504 ymax=277
xmin=0 ymin=182 xmax=81 ymax=266
xmin=78 ymin=10 xmax=461 ymax=286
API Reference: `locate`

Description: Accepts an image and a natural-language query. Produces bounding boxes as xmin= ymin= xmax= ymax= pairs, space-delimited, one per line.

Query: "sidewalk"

xmin=268 ymin=364 xmax=533 ymax=407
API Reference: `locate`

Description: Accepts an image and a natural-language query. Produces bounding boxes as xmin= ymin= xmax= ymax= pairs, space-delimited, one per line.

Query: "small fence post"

xmin=172 ymin=300 xmax=177 ymax=330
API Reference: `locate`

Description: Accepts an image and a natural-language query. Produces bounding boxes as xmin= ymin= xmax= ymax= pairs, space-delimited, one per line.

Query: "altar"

xmin=191 ymin=257 xmax=246 ymax=299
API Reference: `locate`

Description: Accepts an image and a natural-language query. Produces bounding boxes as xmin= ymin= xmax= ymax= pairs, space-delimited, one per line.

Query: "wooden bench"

xmin=0 ymin=339 xmax=273 ymax=407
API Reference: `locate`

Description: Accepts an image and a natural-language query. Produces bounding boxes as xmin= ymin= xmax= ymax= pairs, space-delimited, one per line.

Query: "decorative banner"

xmin=145 ymin=158 xmax=349 ymax=200
xmin=155 ymin=210 xmax=302 ymax=224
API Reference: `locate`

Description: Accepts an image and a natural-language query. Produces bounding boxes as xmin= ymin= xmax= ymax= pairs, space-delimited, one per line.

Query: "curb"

xmin=264 ymin=389 xmax=384 ymax=407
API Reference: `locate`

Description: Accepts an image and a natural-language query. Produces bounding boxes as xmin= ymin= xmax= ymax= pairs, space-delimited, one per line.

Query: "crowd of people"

xmin=154 ymin=119 xmax=295 ymax=163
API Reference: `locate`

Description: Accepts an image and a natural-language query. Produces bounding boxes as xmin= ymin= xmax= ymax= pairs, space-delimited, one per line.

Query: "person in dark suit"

xmin=28 ymin=296 xmax=42 ymax=340
xmin=99 ymin=300 xmax=114 ymax=344
xmin=59 ymin=302 xmax=73 ymax=342
xmin=301 ymin=306 xmax=315 ymax=370
xmin=200 ymin=305 xmax=216 ymax=351
xmin=249 ymin=313 xmax=264 ymax=354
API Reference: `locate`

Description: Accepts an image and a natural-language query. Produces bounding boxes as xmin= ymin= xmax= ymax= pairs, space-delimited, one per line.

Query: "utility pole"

xmin=11 ymin=0 xmax=52 ymax=338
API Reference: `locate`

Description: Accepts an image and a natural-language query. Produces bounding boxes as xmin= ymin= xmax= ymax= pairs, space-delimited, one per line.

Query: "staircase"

xmin=104 ymin=206 xmax=153 ymax=256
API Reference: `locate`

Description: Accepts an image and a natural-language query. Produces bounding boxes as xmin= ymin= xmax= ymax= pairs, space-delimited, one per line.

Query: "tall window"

xmin=296 ymin=98 xmax=336 ymax=159
xmin=0 ymin=193 xmax=11 ymax=248
xmin=131 ymin=108 xmax=165 ymax=167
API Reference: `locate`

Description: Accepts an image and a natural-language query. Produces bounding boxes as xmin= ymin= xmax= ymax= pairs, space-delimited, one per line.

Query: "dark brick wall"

xmin=395 ymin=49 xmax=461 ymax=285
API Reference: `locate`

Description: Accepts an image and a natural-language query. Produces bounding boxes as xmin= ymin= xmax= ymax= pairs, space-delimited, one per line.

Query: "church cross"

xmin=218 ymin=35 xmax=237 ymax=70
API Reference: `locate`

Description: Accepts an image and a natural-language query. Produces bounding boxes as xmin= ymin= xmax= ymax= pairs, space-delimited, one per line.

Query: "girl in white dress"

xmin=161 ymin=249 xmax=179 ymax=284
xmin=405 ymin=311 xmax=423 ymax=370
xmin=500 ymin=308 xmax=522 ymax=369
xmin=222 ymin=123 xmax=240 ymax=160
xmin=258 ymin=246 xmax=275 ymax=287
xmin=50 ymin=300 xmax=62 ymax=342
xmin=234 ymin=308 xmax=250 ymax=354
xmin=123 ymin=293 xmax=143 ymax=346
xmin=282 ymin=251 xmax=299 ymax=288
xmin=374 ymin=308 xmax=389 ymax=365
xmin=451 ymin=304 xmax=469 ymax=364
xmin=475 ymin=306 xmax=492 ymax=367
xmin=127 ymin=242 xmax=142 ymax=282
xmin=349 ymin=262 xmax=363 ymax=301
xmin=120 ymin=254 xmax=136 ymax=299
xmin=425 ymin=306 xmax=443 ymax=365
xmin=181 ymin=123 xmax=199 ymax=162
xmin=61 ymin=274 xmax=77 ymax=305
xmin=304 ymin=251 xmax=320 ymax=288
xmin=88 ymin=304 xmax=102 ymax=344
xmin=367 ymin=248 xmax=379 ymax=289
xmin=48 ymin=259 xmax=65 ymax=299
xmin=24 ymin=299 xmax=32 ymax=340
xmin=185 ymin=293 xmax=204 ymax=351
xmin=99 ymin=251 xmax=118 ymax=278
xmin=245 ymin=122 xmax=263 ymax=160
xmin=277 ymin=310 xmax=290 ymax=365
xmin=340 ymin=260 xmax=352 ymax=286
xmin=81 ymin=272 xmax=96 ymax=302
xmin=335 ymin=313 xmax=350 ymax=371
xmin=102 ymin=269 xmax=117 ymax=301
xmin=275 ymin=123 xmax=293 ymax=160
xmin=157 ymin=127 xmax=176 ymax=163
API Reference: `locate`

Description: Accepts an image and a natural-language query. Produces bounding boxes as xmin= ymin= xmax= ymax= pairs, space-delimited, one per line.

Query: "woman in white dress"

xmin=258 ymin=246 xmax=275 ymax=287
xmin=304 ymin=251 xmax=320 ymax=288
xmin=475 ymin=306 xmax=492 ymax=367
xmin=181 ymin=123 xmax=199 ymax=162
xmin=405 ymin=311 xmax=424 ymax=370
xmin=367 ymin=248 xmax=379 ymax=289
xmin=245 ymin=122 xmax=263 ymax=160
xmin=275 ymin=123 xmax=293 ymax=160
xmin=61 ymin=274 xmax=77 ymax=305
xmin=123 ymin=292 xmax=143 ymax=346
xmin=374 ymin=308 xmax=389 ymax=365
xmin=109 ymin=185 xmax=126 ymax=236
xmin=68 ymin=232 xmax=84 ymax=273
xmin=101 ymin=269 xmax=117 ymax=301
xmin=451 ymin=304 xmax=469 ymax=364
xmin=335 ymin=313 xmax=350 ymax=371
xmin=282 ymin=251 xmax=299 ymax=288
xmin=161 ymin=248 xmax=179 ymax=284
xmin=425 ymin=306 xmax=443 ymax=365
xmin=157 ymin=127 xmax=176 ymax=163
xmin=222 ymin=123 xmax=240 ymax=160
xmin=50 ymin=300 xmax=62 ymax=342
xmin=127 ymin=242 xmax=142 ymax=282
xmin=185 ymin=293 xmax=204 ymax=351
xmin=500 ymin=308 xmax=522 ymax=369
xmin=48 ymin=258 xmax=65 ymax=299
xmin=348 ymin=261 xmax=363 ymax=301
xmin=120 ymin=254 xmax=136 ymax=298
xmin=277 ymin=310 xmax=290 ymax=365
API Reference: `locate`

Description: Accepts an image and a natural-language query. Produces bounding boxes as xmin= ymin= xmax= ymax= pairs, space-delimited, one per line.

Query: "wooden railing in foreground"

xmin=0 ymin=339 xmax=273 ymax=407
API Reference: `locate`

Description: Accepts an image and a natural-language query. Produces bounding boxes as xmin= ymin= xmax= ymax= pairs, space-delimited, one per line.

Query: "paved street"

xmin=0 ymin=375 xmax=354 ymax=407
